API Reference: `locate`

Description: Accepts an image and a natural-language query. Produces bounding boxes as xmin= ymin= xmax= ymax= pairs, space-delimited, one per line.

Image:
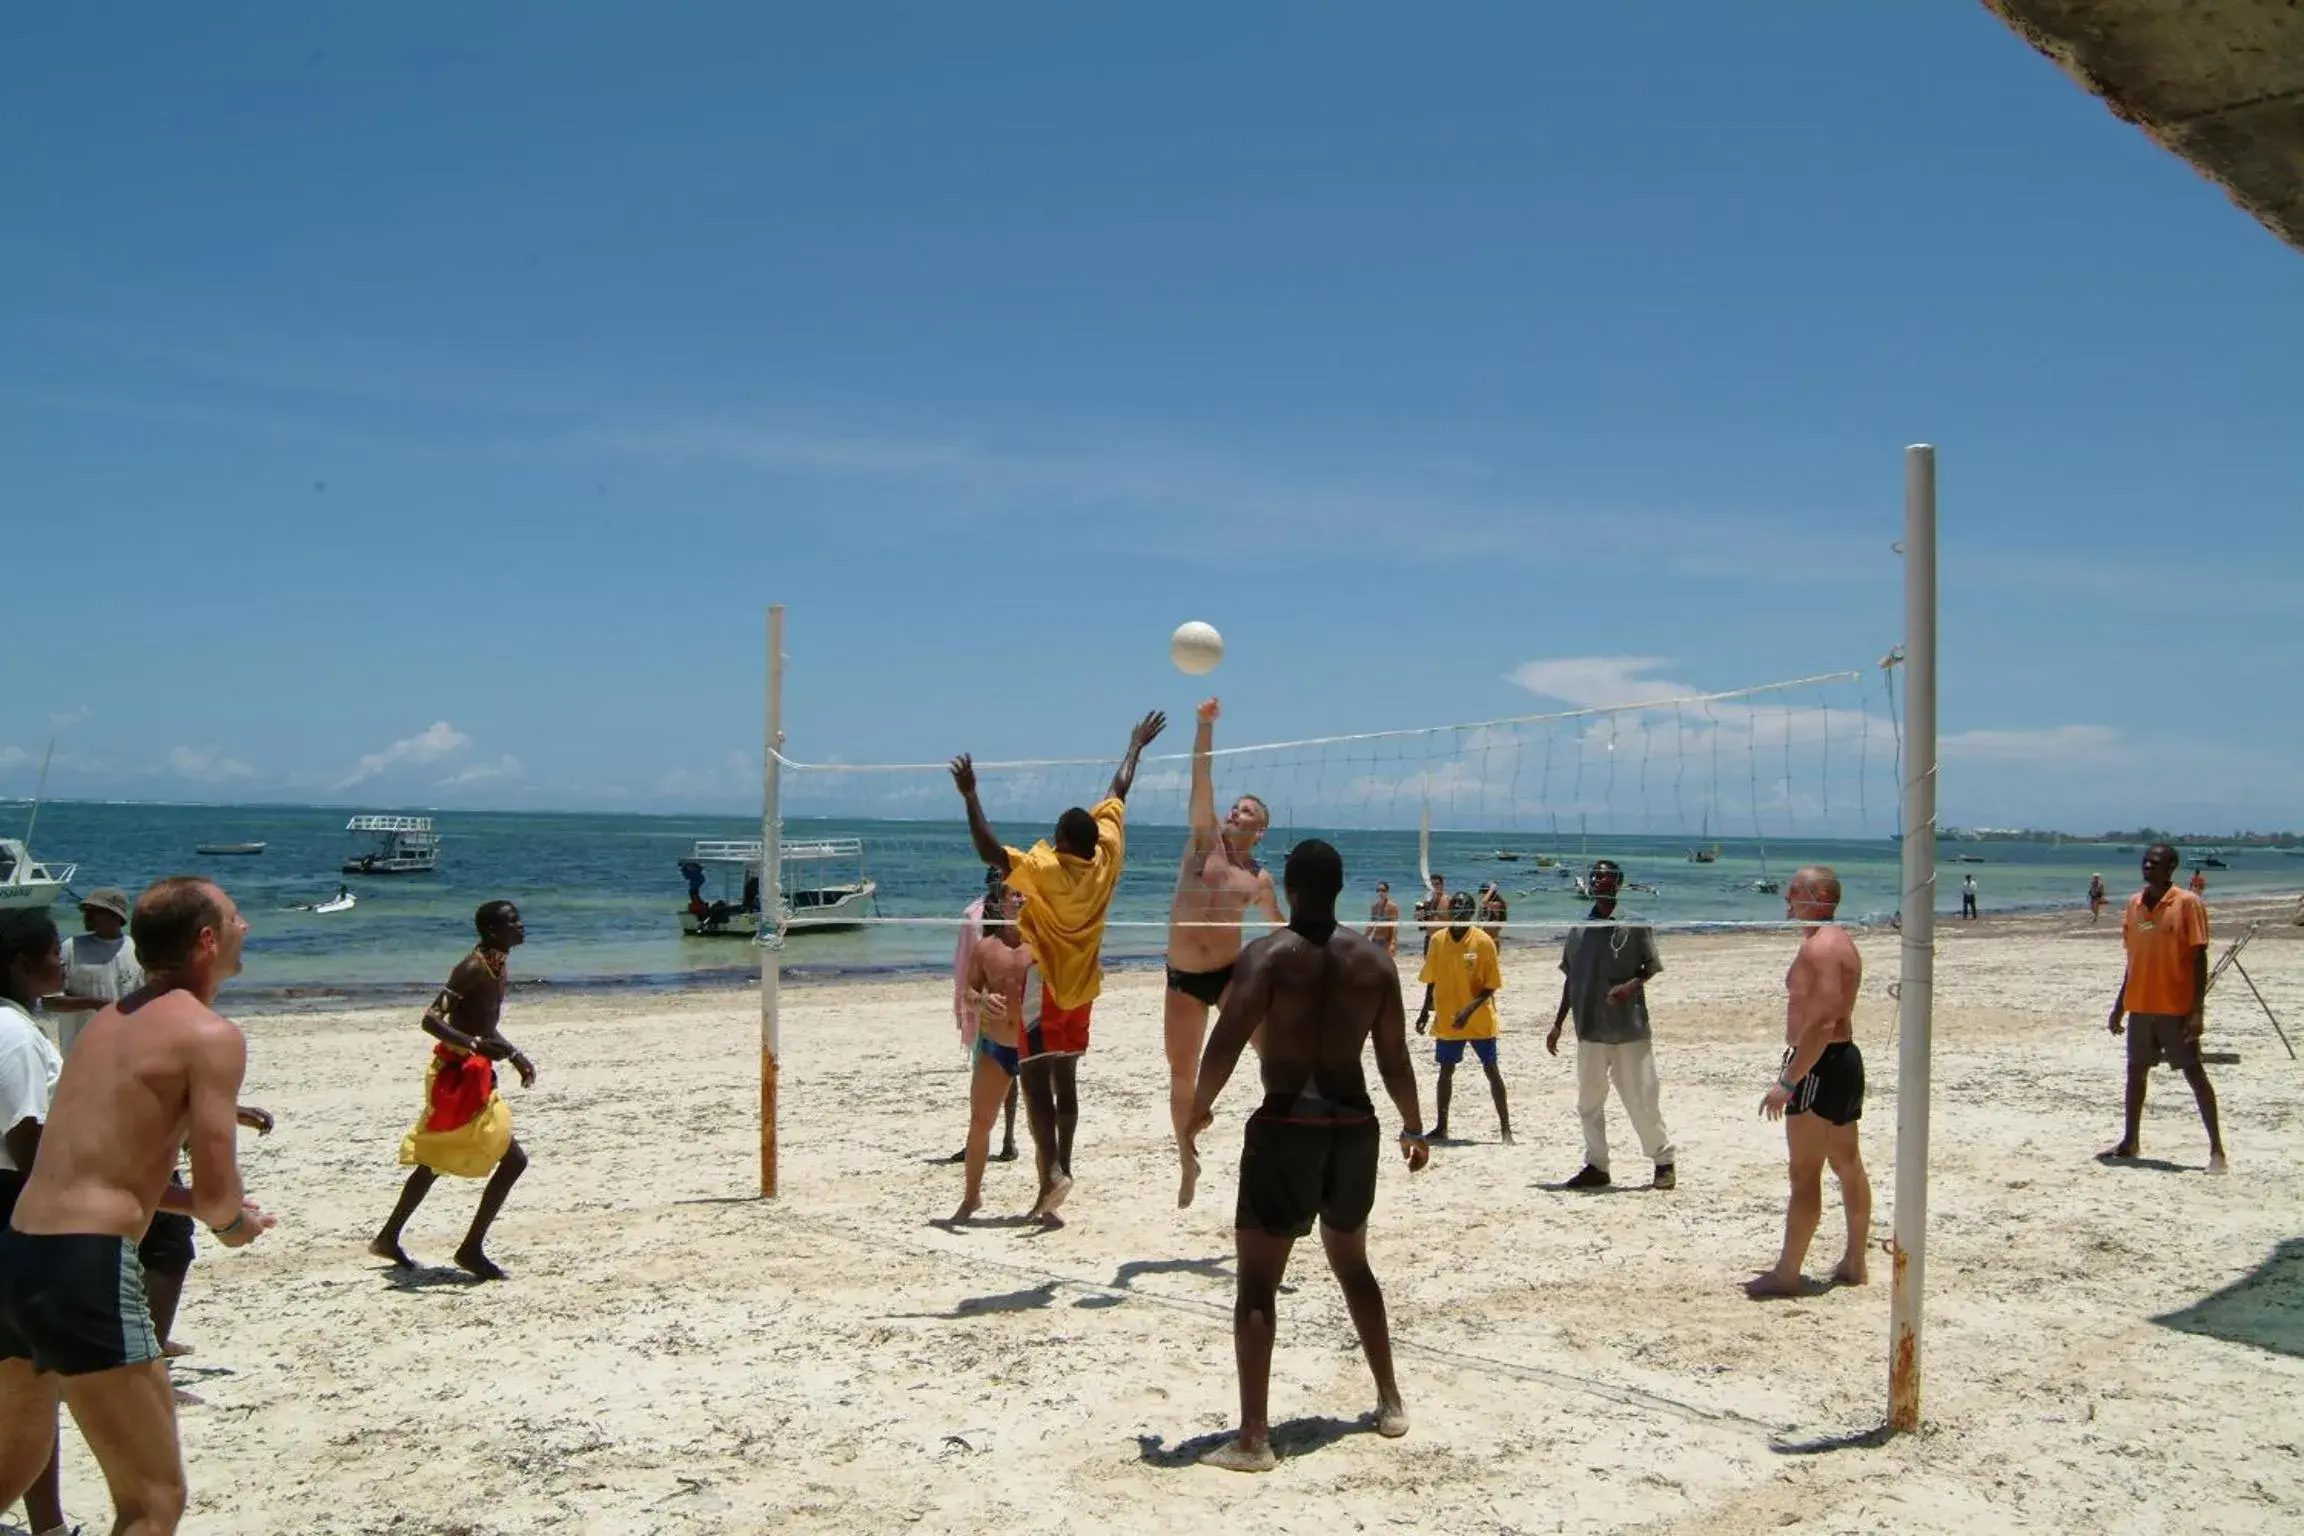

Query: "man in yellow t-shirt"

xmin=2106 ymin=843 xmax=2224 ymax=1171
xmin=950 ymin=709 xmax=1166 ymax=1219
xmin=1416 ymin=891 xmax=1510 ymax=1143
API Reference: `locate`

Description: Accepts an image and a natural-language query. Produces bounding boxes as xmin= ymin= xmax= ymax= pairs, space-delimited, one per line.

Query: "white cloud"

xmin=655 ymin=751 xmax=757 ymax=804
xmin=49 ymin=706 xmax=91 ymax=730
xmin=438 ymin=754 xmax=523 ymax=788
xmin=0 ymin=745 xmax=27 ymax=771
xmin=338 ymin=722 xmax=471 ymax=787
xmin=1507 ymin=657 xmax=1703 ymax=710
xmin=1940 ymin=725 xmax=2118 ymax=761
xmin=169 ymin=745 xmax=255 ymax=782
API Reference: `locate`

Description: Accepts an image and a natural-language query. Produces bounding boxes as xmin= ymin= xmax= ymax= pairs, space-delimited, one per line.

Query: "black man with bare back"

xmin=1164 ymin=696 xmax=1283 ymax=1209
xmin=1186 ymin=839 xmax=1428 ymax=1473
xmin=0 ymin=877 xmax=276 ymax=1536
xmin=951 ymin=710 xmax=1165 ymax=1220
xmin=371 ymin=901 xmax=537 ymax=1280
xmin=1749 ymin=866 xmax=1870 ymax=1298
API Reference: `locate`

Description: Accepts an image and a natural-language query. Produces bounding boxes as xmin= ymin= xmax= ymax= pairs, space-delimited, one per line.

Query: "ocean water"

xmin=10 ymin=801 xmax=2294 ymax=998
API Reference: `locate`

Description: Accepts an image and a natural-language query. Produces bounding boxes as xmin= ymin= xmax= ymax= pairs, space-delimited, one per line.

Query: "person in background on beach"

xmin=948 ymin=874 xmax=1037 ymax=1225
xmin=2188 ymin=868 xmax=2207 ymax=897
xmin=951 ymin=710 xmax=1166 ymax=1222
xmin=1416 ymin=891 xmax=1509 ymax=1143
xmin=1961 ymin=873 xmax=1979 ymax=920
xmin=943 ymin=872 xmax=1020 ymax=1168
xmin=1185 ymin=840 xmax=1426 ymax=1472
xmin=370 ymin=901 xmax=536 ymax=1280
xmin=0 ymin=878 xmax=275 ymax=1536
xmin=1547 ymin=860 xmax=1676 ymax=1191
xmin=1163 ymin=698 xmax=1284 ymax=1208
xmin=1477 ymin=882 xmax=1509 ymax=945
xmin=1414 ymin=874 xmax=1447 ymax=955
xmin=0 ymin=912 xmax=68 ymax=1536
xmin=1749 ymin=866 xmax=1870 ymax=1298
xmin=40 ymin=886 xmax=143 ymax=1057
xmin=2088 ymin=873 xmax=2107 ymax=923
xmin=2106 ymin=844 xmax=2225 ymax=1173
xmin=1363 ymin=882 xmax=1399 ymax=958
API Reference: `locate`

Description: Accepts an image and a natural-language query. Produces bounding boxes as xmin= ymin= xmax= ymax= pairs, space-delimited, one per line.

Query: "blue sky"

xmin=4 ymin=3 xmax=2298 ymax=832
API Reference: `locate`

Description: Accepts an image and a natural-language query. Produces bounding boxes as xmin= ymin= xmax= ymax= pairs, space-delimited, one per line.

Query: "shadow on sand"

xmin=1136 ymin=1414 xmax=1376 ymax=1470
xmin=2153 ymin=1237 xmax=2304 ymax=1359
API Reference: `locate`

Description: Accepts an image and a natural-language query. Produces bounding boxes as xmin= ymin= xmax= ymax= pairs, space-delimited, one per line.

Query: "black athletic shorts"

xmin=0 ymin=1170 xmax=22 ymax=1229
xmin=0 ymin=1228 xmax=165 ymax=1376
xmin=1235 ymin=1093 xmax=1380 ymax=1238
xmin=1786 ymin=1041 xmax=1864 ymax=1127
xmin=1165 ymin=963 xmax=1234 ymax=1008
xmin=2125 ymin=1012 xmax=2202 ymax=1071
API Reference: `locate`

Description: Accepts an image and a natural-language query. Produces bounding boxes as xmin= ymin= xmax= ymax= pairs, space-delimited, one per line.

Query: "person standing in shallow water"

xmin=370 ymin=901 xmax=536 ymax=1280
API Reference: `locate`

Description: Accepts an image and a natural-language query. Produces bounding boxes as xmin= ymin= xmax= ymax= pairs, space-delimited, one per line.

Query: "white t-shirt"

xmin=0 ymin=997 xmax=64 ymax=1173
xmin=55 ymin=932 xmax=143 ymax=1057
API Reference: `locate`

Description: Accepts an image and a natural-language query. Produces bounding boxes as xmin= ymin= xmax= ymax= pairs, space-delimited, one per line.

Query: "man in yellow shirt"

xmin=1416 ymin=891 xmax=1510 ymax=1143
xmin=951 ymin=709 xmax=1166 ymax=1219
xmin=2107 ymin=843 xmax=2225 ymax=1172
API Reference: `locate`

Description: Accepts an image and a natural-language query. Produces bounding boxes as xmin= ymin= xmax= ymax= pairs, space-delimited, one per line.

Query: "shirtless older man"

xmin=1749 ymin=866 xmax=1871 ymax=1298
xmin=0 ymin=877 xmax=274 ymax=1536
xmin=1164 ymin=698 xmax=1283 ymax=1207
xmin=1186 ymin=839 xmax=1427 ymax=1472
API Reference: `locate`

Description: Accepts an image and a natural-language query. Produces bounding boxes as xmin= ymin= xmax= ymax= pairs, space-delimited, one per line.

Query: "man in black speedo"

xmin=1185 ymin=839 xmax=1429 ymax=1473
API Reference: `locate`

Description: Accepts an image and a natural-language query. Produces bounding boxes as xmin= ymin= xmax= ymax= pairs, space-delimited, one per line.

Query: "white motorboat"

xmin=197 ymin=841 xmax=268 ymax=856
xmin=310 ymin=891 xmax=358 ymax=915
xmin=343 ymin=815 xmax=438 ymax=875
xmin=679 ymin=835 xmax=878 ymax=938
xmin=0 ymin=839 xmax=75 ymax=912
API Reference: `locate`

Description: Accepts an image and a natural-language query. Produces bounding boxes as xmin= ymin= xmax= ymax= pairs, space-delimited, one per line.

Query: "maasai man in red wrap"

xmin=369 ymin=901 xmax=536 ymax=1281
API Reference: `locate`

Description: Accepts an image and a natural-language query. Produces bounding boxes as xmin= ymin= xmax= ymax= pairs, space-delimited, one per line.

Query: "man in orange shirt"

xmin=2106 ymin=843 xmax=2225 ymax=1172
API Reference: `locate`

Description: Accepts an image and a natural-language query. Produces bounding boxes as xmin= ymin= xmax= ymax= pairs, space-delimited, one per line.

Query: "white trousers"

xmin=1577 ymin=1038 xmax=1677 ymax=1173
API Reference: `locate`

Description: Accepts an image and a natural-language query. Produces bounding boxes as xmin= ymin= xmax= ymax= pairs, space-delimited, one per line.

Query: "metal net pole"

xmin=761 ymin=605 xmax=786 ymax=1198
xmin=1890 ymin=444 xmax=1938 ymax=1429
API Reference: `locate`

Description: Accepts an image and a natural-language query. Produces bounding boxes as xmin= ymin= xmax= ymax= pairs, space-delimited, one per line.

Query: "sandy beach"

xmin=27 ymin=900 xmax=2304 ymax=1534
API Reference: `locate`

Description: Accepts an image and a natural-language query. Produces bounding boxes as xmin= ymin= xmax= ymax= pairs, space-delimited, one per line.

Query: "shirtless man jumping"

xmin=948 ymin=873 xmax=1037 ymax=1224
xmin=953 ymin=709 xmax=1166 ymax=1220
xmin=1185 ymin=839 xmax=1427 ymax=1472
xmin=0 ymin=877 xmax=275 ymax=1536
xmin=1164 ymin=698 xmax=1283 ymax=1207
xmin=1749 ymin=866 xmax=1871 ymax=1298
xmin=370 ymin=901 xmax=537 ymax=1280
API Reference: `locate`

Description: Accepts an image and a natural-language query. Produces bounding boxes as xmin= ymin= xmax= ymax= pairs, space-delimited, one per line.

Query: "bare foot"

xmin=1500 ymin=1130 xmax=1515 ymax=1146
xmin=993 ymin=1146 xmax=1019 ymax=1162
xmin=1200 ymin=1437 xmax=1277 ymax=1473
xmin=1178 ymin=1147 xmax=1200 ymax=1209
xmin=947 ymin=1196 xmax=980 ymax=1226
xmin=1832 ymin=1259 xmax=1869 ymax=1286
xmin=368 ymin=1235 xmax=415 ymax=1269
xmin=2207 ymin=1154 xmax=2230 ymax=1175
xmin=1030 ymin=1173 xmax=1073 ymax=1220
xmin=1373 ymin=1400 xmax=1409 ymax=1438
xmin=937 ymin=1149 xmax=969 ymax=1164
xmin=1745 ymin=1270 xmax=1806 ymax=1299
xmin=453 ymin=1244 xmax=507 ymax=1282
xmin=163 ymin=1339 xmax=195 ymax=1359
xmin=2100 ymin=1142 xmax=2138 ymax=1161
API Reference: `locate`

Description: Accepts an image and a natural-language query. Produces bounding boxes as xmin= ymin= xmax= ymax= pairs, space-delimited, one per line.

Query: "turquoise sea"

xmin=10 ymin=801 xmax=2295 ymax=1000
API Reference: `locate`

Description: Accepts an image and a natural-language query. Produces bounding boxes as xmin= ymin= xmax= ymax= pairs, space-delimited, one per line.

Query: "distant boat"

xmin=1491 ymin=850 xmax=1523 ymax=862
xmin=2199 ymin=856 xmax=2229 ymax=869
xmin=1955 ymin=854 xmax=1987 ymax=864
xmin=196 ymin=841 xmax=267 ymax=856
xmin=304 ymin=890 xmax=357 ymax=915
xmin=343 ymin=815 xmax=438 ymax=875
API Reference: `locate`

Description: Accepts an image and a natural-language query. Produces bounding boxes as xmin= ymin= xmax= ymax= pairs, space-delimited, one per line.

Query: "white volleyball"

xmin=1170 ymin=620 xmax=1224 ymax=676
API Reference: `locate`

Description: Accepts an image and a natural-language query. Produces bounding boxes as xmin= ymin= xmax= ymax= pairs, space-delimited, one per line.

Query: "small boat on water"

xmin=343 ymin=815 xmax=438 ymax=875
xmin=679 ymin=836 xmax=878 ymax=937
xmin=2199 ymin=855 xmax=2229 ymax=869
xmin=197 ymin=841 xmax=267 ymax=856
xmin=1954 ymin=854 xmax=1987 ymax=864
xmin=0 ymin=838 xmax=75 ymax=912
xmin=1491 ymin=850 xmax=1522 ymax=862
xmin=310 ymin=890 xmax=357 ymax=915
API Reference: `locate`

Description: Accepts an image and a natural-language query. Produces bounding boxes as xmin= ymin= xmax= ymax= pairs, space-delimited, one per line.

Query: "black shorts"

xmin=0 ymin=1229 xmax=165 ymax=1376
xmin=137 ymin=1171 xmax=195 ymax=1276
xmin=2126 ymin=1012 xmax=2202 ymax=1071
xmin=1165 ymin=963 xmax=1233 ymax=1008
xmin=1235 ymin=1095 xmax=1380 ymax=1239
xmin=0 ymin=1170 xmax=22 ymax=1229
xmin=1787 ymin=1041 xmax=1864 ymax=1126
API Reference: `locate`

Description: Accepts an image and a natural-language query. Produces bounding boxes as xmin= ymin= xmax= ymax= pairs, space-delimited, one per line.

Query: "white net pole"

xmin=761 ymin=605 xmax=786 ymax=1199
xmin=1890 ymin=444 xmax=1938 ymax=1429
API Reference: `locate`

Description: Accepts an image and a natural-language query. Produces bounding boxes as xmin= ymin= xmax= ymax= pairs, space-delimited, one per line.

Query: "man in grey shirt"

xmin=41 ymin=887 xmax=144 ymax=1057
xmin=1546 ymin=860 xmax=1678 ymax=1191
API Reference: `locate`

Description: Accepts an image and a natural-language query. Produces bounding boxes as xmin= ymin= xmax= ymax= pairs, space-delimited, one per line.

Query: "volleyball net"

xmin=768 ymin=665 xmax=1906 ymax=936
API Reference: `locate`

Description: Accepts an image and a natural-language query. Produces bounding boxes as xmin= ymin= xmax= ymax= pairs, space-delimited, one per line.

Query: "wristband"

xmin=1776 ymin=1073 xmax=1799 ymax=1093
xmin=1399 ymin=1130 xmax=1428 ymax=1143
xmin=211 ymin=1211 xmax=247 ymax=1238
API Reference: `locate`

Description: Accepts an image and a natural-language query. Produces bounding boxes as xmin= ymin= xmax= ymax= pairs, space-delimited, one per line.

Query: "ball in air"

xmin=1170 ymin=620 xmax=1224 ymax=676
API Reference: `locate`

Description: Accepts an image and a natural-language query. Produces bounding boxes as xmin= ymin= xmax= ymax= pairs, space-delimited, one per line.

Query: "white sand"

xmin=36 ymin=906 xmax=2304 ymax=1533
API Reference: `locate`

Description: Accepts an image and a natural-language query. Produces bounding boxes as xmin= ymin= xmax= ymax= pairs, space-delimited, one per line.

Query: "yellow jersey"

xmin=1001 ymin=796 xmax=1127 ymax=1009
xmin=1420 ymin=926 xmax=1502 ymax=1040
